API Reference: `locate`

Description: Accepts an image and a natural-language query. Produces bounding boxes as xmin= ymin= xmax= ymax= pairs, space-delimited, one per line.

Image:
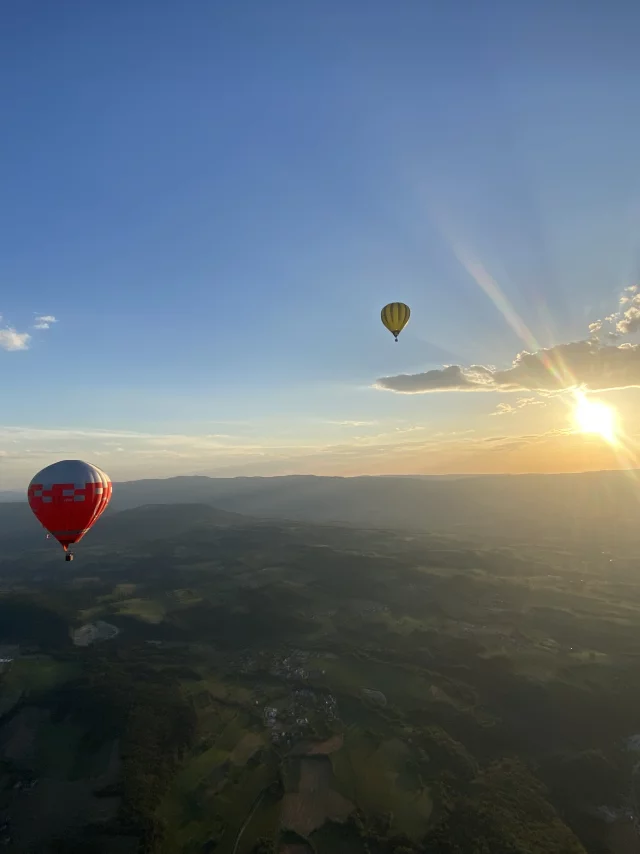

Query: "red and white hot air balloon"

xmin=27 ymin=460 xmax=112 ymax=561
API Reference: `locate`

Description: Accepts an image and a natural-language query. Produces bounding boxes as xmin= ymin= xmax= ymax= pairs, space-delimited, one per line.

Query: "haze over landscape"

xmin=3 ymin=2 xmax=640 ymax=853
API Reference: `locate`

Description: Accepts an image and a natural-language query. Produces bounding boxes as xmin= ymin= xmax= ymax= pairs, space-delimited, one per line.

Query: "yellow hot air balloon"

xmin=381 ymin=302 xmax=410 ymax=341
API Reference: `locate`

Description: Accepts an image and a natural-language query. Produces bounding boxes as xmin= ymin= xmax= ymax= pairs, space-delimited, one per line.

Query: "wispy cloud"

xmin=33 ymin=315 xmax=58 ymax=330
xmin=492 ymin=403 xmax=515 ymax=416
xmin=491 ymin=397 xmax=546 ymax=416
xmin=0 ymin=425 xmax=242 ymax=447
xmin=515 ymin=396 xmax=546 ymax=408
xmin=0 ymin=417 xmax=635 ymax=488
xmin=0 ymin=312 xmax=58 ymax=351
xmin=0 ymin=422 xmax=481 ymax=482
xmin=326 ymin=420 xmax=378 ymax=427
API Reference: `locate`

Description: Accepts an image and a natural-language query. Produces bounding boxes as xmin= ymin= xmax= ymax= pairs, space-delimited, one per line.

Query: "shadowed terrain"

xmin=0 ymin=476 xmax=638 ymax=852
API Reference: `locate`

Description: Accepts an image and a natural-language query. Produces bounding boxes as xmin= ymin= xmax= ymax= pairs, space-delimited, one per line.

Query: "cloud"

xmin=0 ymin=424 xmax=304 ymax=486
xmin=0 ymin=326 xmax=30 ymax=351
xmin=0 ymin=420 xmax=495 ymax=487
xmin=492 ymin=403 xmax=515 ymax=416
xmin=0 ymin=312 xmax=58 ymax=351
xmin=491 ymin=397 xmax=546 ymax=416
xmin=0 ymin=416 xmax=636 ymax=488
xmin=0 ymin=425 xmax=245 ymax=449
xmin=588 ymin=286 xmax=640 ymax=337
xmin=33 ymin=315 xmax=57 ymax=330
xmin=376 ymin=364 xmax=495 ymax=394
xmin=327 ymin=420 xmax=378 ymax=427
xmin=616 ymin=303 xmax=640 ymax=335
xmin=377 ymin=339 xmax=640 ymax=395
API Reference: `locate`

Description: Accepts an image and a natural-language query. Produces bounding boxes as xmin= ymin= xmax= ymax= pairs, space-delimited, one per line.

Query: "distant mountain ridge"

xmin=2 ymin=470 xmax=639 ymax=550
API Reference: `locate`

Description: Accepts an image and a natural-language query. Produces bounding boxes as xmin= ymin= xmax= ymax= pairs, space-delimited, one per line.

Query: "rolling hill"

xmin=100 ymin=470 xmax=640 ymax=549
xmin=3 ymin=469 xmax=640 ymax=552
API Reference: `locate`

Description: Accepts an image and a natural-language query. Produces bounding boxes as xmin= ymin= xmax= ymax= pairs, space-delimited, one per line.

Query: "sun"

xmin=573 ymin=393 xmax=618 ymax=444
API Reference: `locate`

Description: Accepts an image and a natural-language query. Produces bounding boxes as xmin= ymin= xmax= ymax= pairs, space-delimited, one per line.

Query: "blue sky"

xmin=2 ymin=0 xmax=640 ymax=486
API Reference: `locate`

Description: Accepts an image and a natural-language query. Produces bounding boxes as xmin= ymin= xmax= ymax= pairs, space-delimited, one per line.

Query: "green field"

xmin=115 ymin=597 xmax=166 ymax=623
xmin=6 ymin=657 xmax=79 ymax=692
xmin=330 ymin=730 xmax=433 ymax=841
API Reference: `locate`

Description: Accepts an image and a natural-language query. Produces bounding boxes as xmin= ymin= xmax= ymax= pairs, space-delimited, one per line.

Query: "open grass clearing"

xmin=115 ymin=597 xmax=165 ymax=623
xmin=3 ymin=657 xmax=80 ymax=695
xmin=330 ymin=729 xmax=433 ymax=842
xmin=310 ymin=653 xmax=432 ymax=709
xmin=280 ymin=756 xmax=353 ymax=839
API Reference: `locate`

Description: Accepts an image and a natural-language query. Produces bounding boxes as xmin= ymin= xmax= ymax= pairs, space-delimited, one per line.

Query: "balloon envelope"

xmin=27 ymin=460 xmax=112 ymax=550
xmin=381 ymin=302 xmax=410 ymax=340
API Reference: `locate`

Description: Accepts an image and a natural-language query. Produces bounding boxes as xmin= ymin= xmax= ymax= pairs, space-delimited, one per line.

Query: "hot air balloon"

xmin=381 ymin=302 xmax=410 ymax=341
xmin=27 ymin=460 xmax=112 ymax=561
